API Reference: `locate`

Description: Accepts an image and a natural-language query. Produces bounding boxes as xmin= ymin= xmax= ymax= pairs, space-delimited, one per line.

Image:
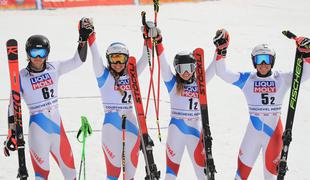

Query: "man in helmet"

xmin=213 ymin=29 xmax=310 ymax=180
xmin=87 ymin=19 xmax=149 ymax=179
xmin=3 ymin=17 xmax=94 ymax=180
xmin=147 ymin=25 xmax=216 ymax=179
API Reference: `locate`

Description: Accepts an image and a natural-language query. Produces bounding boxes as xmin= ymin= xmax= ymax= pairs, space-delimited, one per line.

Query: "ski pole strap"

xmin=77 ymin=116 xmax=92 ymax=143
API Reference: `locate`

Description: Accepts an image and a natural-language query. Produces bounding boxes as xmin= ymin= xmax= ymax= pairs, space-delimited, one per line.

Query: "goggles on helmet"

xmin=254 ymin=54 xmax=273 ymax=65
xmin=108 ymin=54 xmax=128 ymax=64
xmin=29 ymin=48 xmax=48 ymax=58
xmin=175 ymin=63 xmax=196 ymax=74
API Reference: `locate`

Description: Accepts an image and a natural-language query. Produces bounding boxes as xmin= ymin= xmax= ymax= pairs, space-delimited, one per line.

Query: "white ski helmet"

xmin=106 ymin=42 xmax=129 ymax=64
xmin=251 ymin=44 xmax=276 ymax=68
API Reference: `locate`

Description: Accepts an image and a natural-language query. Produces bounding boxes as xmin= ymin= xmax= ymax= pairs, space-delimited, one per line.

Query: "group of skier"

xmin=3 ymin=15 xmax=310 ymax=180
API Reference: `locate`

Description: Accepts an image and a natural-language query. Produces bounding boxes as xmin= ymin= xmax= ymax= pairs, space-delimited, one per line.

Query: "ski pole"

xmin=121 ymin=115 xmax=127 ymax=180
xmin=141 ymin=11 xmax=162 ymax=142
xmin=153 ymin=0 xmax=162 ymax=142
xmin=77 ymin=116 xmax=92 ymax=180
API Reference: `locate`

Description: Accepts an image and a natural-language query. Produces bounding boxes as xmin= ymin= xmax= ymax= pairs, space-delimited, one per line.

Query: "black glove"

xmin=213 ymin=29 xmax=230 ymax=57
xmin=78 ymin=17 xmax=94 ymax=43
xmin=141 ymin=21 xmax=162 ymax=44
xmin=4 ymin=128 xmax=17 ymax=157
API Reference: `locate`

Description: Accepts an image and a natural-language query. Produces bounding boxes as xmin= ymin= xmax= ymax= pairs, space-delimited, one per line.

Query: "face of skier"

xmin=28 ymin=48 xmax=48 ymax=71
xmin=109 ymin=54 xmax=128 ymax=73
xmin=178 ymin=71 xmax=194 ymax=81
xmin=256 ymin=63 xmax=272 ymax=75
xmin=175 ymin=62 xmax=196 ymax=81
xmin=30 ymin=56 xmax=46 ymax=71
xmin=253 ymin=54 xmax=273 ymax=75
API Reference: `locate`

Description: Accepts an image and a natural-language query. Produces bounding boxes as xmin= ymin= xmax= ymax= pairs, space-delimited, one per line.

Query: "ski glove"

xmin=141 ymin=21 xmax=162 ymax=44
xmin=213 ymin=29 xmax=230 ymax=57
xmin=4 ymin=128 xmax=17 ymax=157
xmin=79 ymin=17 xmax=94 ymax=43
xmin=296 ymin=37 xmax=310 ymax=53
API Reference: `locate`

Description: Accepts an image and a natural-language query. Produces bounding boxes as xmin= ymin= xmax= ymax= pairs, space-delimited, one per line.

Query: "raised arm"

xmin=152 ymin=31 xmax=174 ymax=83
xmin=205 ymin=54 xmax=216 ymax=84
xmin=137 ymin=22 xmax=156 ymax=76
xmin=213 ymin=29 xmax=243 ymax=85
xmin=58 ymin=17 xmax=94 ymax=76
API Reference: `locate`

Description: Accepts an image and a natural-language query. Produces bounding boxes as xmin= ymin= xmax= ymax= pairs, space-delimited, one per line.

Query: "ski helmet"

xmin=25 ymin=35 xmax=50 ymax=59
xmin=173 ymin=51 xmax=196 ymax=74
xmin=106 ymin=42 xmax=129 ymax=65
xmin=251 ymin=44 xmax=276 ymax=68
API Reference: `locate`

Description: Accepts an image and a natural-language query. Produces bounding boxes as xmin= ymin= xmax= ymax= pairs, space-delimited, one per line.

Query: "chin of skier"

xmin=213 ymin=29 xmax=310 ymax=180
xmin=3 ymin=18 xmax=93 ymax=180
xmin=147 ymin=25 xmax=215 ymax=180
xmin=87 ymin=18 xmax=150 ymax=180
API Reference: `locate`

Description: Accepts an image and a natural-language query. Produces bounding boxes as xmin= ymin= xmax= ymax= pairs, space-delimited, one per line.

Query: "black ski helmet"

xmin=173 ymin=51 xmax=196 ymax=70
xmin=173 ymin=51 xmax=196 ymax=84
xmin=25 ymin=35 xmax=50 ymax=59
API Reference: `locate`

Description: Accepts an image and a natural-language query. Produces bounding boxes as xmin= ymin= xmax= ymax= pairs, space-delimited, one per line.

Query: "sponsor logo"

xmin=12 ymin=90 xmax=22 ymax=126
xmin=128 ymin=62 xmax=141 ymax=104
xmin=103 ymin=144 xmax=115 ymax=159
xmin=167 ymin=145 xmax=175 ymax=157
xmin=114 ymin=78 xmax=131 ymax=91
xmin=290 ymin=58 xmax=303 ymax=110
xmin=30 ymin=73 xmax=53 ymax=90
xmin=31 ymin=150 xmax=44 ymax=164
xmin=181 ymin=85 xmax=198 ymax=98
xmin=253 ymin=81 xmax=276 ymax=93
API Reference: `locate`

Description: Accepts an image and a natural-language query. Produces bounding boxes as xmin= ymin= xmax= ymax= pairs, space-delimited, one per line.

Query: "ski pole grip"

xmin=153 ymin=0 xmax=159 ymax=13
xmin=282 ymin=30 xmax=297 ymax=39
xmin=122 ymin=115 xmax=126 ymax=130
xmin=141 ymin=11 xmax=146 ymax=25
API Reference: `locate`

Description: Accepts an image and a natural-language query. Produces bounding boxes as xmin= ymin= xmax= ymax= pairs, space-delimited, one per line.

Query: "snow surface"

xmin=1 ymin=0 xmax=310 ymax=179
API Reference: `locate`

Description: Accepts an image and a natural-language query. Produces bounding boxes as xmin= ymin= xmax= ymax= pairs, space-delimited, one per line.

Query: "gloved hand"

xmin=4 ymin=128 xmax=17 ymax=157
xmin=78 ymin=17 xmax=94 ymax=43
xmin=213 ymin=29 xmax=230 ymax=57
xmin=296 ymin=37 xmax=310 ymax=53
xmin=141 ymin=21 xmax=162 ymax=44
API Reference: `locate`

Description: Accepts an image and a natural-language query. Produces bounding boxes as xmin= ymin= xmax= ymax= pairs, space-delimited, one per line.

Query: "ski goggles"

xmin=108 ymin=54 xmax=128 ymax=64
xmin=175 ymin=63 xmax=196 ymax=74
xmin=29 ymin=48 xmax=48 ymax=58
xmin=254 ymin=54 xmax=273 ymax=65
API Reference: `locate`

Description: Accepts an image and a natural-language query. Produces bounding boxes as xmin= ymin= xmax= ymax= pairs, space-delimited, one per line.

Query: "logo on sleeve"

xmin=253 ymin=81 xmax=276 ymax=93
xmin=181 ymin=85 xmax=198 ymax=98
xmin=30 ymin=73 xmax=54 ymax=90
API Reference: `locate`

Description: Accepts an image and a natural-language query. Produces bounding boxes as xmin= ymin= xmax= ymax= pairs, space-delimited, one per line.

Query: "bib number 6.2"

xmin=42 ymin=87 xmax=54 ymax=99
